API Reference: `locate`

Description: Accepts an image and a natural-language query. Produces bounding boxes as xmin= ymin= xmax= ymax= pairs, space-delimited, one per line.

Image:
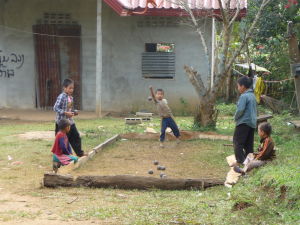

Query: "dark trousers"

xmin=55 ymin=123 xmax=84 ymax=157
xmin=160 ymin=117 xmax=180 ymax=142
xmin=233 ymin=124 xmax=255 ymax=164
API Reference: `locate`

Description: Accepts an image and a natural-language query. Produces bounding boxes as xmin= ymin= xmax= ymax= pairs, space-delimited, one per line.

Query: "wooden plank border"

xmin=58 ymin=134 xmax=120 ymax=174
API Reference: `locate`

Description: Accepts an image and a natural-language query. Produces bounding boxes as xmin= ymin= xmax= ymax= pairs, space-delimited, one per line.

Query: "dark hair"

xmin=62 ymin=78 xmax=74 ymax=88
xmin=259 ymin=122 xmax=272 ymax=136
xmin=155 ymin=89 xmax=164 ymax=94
xmin=58 ymin=119 xmax=71 ymax=131
xmin=237 ymin=76 xmax=252 ymax=89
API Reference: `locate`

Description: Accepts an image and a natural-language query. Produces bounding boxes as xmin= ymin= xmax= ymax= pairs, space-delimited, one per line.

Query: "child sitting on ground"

xmin=149 ymin=86 xmax=180 ymax=148
xmin=52 ymin=119 xmax=78 ymax=173
xmin=234 ymin=122 xmax=275 ymax=175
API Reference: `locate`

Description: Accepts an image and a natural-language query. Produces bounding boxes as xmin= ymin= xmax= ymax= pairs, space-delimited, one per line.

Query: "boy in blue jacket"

xmin=233 ymin=76 xmax=257 ymax=165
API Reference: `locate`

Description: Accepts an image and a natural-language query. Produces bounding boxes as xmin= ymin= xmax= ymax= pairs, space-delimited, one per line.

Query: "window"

xmin=142 ymin=43 xmax=175 ymax=79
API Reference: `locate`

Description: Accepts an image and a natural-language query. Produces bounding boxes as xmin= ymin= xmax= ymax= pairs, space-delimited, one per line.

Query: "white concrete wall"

xmin=0 ymin=0 xmax=212 ymax=114
xmin=102 ymin=4 xmax=212 ymax=114
xmin=0 ymin=0 xmax=96 ymax=110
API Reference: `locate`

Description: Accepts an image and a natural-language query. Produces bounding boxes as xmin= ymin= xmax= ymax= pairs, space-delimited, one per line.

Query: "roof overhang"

xmin=103 ymin=0 xmax=247 ymax=18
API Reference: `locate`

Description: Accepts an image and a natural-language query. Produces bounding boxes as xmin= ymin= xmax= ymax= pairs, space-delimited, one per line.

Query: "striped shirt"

xmin=53 ymin=92 xmax=74 ymax=124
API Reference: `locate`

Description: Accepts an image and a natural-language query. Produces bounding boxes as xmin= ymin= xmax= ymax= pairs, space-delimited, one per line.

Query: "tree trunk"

xmin=194 ymin=97 xmax=218 ymax=128
xmin=225 ymin=70 xmax=232 ymax=102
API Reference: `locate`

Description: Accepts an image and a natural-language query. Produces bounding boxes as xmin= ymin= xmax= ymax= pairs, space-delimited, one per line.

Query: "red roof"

xmin=104 ymin=0 xmax=247 ymax=17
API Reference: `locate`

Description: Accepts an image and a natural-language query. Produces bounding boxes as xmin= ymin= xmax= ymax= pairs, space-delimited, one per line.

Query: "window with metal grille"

xmin=142 ymin=43 xmax=175 ymax=79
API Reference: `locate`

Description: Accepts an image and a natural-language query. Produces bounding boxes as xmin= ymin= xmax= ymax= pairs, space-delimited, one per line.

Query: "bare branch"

xmin=217 ymin=0 xmax=227 ymax=24
xmin=226 ymin=0 xmax=272 ymax=72
xmin=228 ymin=0 xmax=241 ymax=28
xmin=184 ymin=65 xmax=207 ymax=97
xmin=212 ymin=0 xmax=272 ymax=93
xmin=177 ymin=0 xmax=210 ymax=56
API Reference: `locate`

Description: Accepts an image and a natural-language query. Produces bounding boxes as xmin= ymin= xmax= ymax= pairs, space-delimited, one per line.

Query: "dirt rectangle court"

xmin=72 ymin=139 xmax=231 ymax=180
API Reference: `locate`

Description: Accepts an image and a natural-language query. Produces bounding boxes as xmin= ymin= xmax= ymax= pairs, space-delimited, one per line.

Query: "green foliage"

xmin=235 ymin=0 xmax=300 ymax=104
xmin=178 ymin=97 xmax=190 ymax=116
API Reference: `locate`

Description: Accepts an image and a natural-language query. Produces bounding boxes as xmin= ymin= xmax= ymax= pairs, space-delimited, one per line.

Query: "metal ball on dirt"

xmin=160 ymin=173 xmax=167 ymax=179
xmin=157 ymin=165 xmax=166 ymax=171
xmin=148 ymin=170 xmax=154 ymax=175
xmin=153 ymin=160 xmax=159 ymax=165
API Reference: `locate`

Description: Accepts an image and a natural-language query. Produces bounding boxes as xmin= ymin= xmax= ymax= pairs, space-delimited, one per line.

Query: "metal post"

xmin=211 ymin=17 xmax=215 ymax=89
xmin=95 ymin=0 xmax=102 ymax=117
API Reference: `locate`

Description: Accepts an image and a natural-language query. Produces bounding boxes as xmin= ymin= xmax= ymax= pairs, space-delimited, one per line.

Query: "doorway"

xmin=33 ymin=23 xmax=82 ymax=109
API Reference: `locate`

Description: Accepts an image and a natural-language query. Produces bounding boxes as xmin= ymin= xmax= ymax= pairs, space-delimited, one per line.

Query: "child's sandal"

xmin=53 ymin=162 xmax=61 ymax=173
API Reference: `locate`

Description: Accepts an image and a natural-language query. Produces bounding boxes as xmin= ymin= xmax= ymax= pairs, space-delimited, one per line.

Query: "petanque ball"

xmin=153 ymin=160 xmax=159 ymax=165
xmin=160 ymin=173 xmax=167 ymax=179
xmin=148 ymin=170 xmax=154 ymax=175
xmin=157 ymin=165 xmax=166 ymax=170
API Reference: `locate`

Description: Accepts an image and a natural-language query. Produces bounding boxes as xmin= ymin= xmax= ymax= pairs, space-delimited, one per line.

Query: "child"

xmin=149 ymin=86 xmax=180 ymax=147
xmin=52 ymin=119 xmax=78 ymax=173
xmin=233 ymin=76 xmax=257 ymax=164
xmin=234 ymin=122 xmax=275 ymax=174
xmin=53 ymin=78 xmax=86 ymax=157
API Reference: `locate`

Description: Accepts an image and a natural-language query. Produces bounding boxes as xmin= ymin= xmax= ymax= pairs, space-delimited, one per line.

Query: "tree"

xmin=287 ymin=21 xmax=300 ymax=113
xmin=242 ymin=0 xmax=300 ymax=104
xmin=178 ymin=0 xmax=272 ymax=127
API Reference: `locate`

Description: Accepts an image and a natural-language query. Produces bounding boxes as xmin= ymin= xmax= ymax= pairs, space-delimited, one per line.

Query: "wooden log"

xmin=75 ymin=175 xmax=224 ymax=190
xmin=261 ymin=95 xmax=288 ymax=114
xmin=93 ymin=134 xmax=120 ymax=152
xmin=44 ymin=172 xmax=76 ymax=188
xmin=257 ymin=114 xmax=273 ymax=123
xmin=290 ymin=120 xmax=300 ymax=129
xmin=44 ymin=173 xmax=224 ymax=190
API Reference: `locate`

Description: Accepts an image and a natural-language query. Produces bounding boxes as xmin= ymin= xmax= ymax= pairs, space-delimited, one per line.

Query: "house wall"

xmin=0 ymin=0 xmax=97 ymax=110
xmin=0 ymin=0 xmax=213 ymax=114
xmin=102 ymin=4 xmax=212 ymax=114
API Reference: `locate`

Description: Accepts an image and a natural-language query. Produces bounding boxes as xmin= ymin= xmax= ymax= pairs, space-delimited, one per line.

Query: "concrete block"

xmin=136 ymin=112 xmax=153 ymax=117
xmin=125 ymin=118 xmax=142 ymax=125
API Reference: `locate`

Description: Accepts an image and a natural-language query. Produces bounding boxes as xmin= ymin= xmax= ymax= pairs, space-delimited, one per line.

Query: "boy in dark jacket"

xmin=233 ymin=76 xmax=257 ymax=164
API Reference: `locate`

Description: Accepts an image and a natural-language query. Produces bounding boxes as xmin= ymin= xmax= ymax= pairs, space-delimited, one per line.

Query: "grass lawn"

xmin=0 ymin=104 xmax=299 ymax=224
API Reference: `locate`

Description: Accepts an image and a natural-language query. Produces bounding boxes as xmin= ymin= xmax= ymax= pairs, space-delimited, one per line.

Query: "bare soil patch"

xmin=233 ymin=201 xmax=253 ymax=211
xmin=17 ymin=131 xmax=85 ymax=141
xmin=72 ymin=139 xmax=228 ymax=179
xmin=121 ymin=130 xmax=232 ymax=141
xmin=17 ymin=131 xmax=55 ymax=141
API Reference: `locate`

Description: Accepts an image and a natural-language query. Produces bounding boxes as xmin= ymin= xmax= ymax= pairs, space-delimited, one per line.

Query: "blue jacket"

xmin=234 ymin=89 xmax=257 ymax=128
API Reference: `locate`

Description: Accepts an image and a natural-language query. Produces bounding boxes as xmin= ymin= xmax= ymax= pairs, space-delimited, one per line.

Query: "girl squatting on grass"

xmin=149 ymin=86 xmax=180 ymax=148
xmin=52 ymin=119 xmax=78 ymax=173
xmin=53 ymin=78 xmax=86 ymax=157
